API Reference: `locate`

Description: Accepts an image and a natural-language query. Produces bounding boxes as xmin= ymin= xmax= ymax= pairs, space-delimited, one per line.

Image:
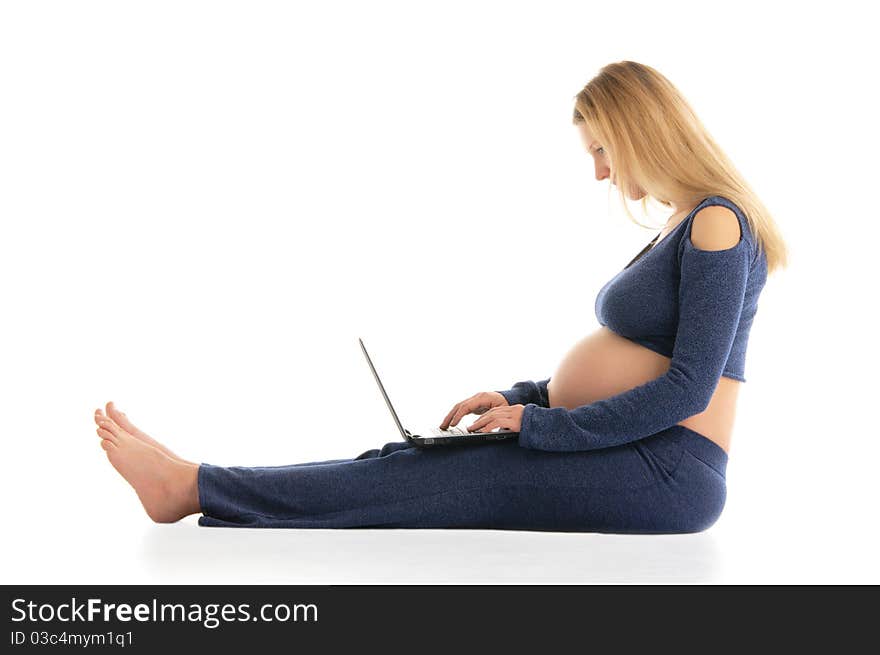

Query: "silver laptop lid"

xmin=359 ymin=338 xmax=411 ymax=442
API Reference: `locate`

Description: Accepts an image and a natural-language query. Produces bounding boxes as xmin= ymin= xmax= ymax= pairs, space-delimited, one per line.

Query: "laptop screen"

xmin=359 ymin=338 xmax=410 ymax=442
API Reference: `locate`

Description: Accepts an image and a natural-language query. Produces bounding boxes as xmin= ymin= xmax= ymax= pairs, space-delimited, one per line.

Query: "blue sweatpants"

xmin=197 ymin=425 xmax=728 ymax=534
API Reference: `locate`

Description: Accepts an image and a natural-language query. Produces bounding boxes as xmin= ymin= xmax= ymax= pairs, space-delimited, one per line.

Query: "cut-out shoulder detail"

xmin=690 ymin=205 xmax=742 ymax=251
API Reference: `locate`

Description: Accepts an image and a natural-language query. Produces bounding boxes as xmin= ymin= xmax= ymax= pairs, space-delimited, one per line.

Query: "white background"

xmin=2 ymin=0 xmax=877 ymax=584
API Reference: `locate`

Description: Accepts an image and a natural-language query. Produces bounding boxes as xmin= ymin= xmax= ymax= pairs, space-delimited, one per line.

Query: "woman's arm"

xmin=516 ymin=208 xmax=752 ymax=452
xmin=495 ymin=378 xmax=551 ymax=408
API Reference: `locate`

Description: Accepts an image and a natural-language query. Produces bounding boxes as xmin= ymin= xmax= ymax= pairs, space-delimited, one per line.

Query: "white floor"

xmin=5 ymin=453 xmax=878 ymax=585
xmin=4 ymin=511 xmax=878 ymax=585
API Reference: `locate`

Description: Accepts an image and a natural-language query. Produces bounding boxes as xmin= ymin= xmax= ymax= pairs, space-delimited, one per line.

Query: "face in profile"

xmin=576 ymin=122 xmax=646 ymax=201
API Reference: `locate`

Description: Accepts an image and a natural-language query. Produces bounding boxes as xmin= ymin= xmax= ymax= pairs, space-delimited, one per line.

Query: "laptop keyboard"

xmin=432 ymin=425 xmax=471 ymax=437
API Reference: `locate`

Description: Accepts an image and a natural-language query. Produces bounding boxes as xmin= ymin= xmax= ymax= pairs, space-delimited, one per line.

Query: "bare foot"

xmin=94 ymin=402 xmax=191 ymax=464
xmin=95 ymin=415 xmax=201 ymax=523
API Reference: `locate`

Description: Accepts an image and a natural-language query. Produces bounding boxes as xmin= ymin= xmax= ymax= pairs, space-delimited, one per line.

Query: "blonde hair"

xmin=573 ymin=61 xmax=788 ymax=275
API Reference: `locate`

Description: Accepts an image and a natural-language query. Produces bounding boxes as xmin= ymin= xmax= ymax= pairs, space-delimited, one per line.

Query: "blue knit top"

xmin=496 ymin=195 xmax=768 ymax=452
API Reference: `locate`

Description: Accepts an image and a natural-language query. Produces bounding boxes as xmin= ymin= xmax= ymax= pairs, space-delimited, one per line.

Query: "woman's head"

xmin=576 ymin=120 xmax=647 ymax=203
xmin=572 ymin=61 xmax=788 ymax=274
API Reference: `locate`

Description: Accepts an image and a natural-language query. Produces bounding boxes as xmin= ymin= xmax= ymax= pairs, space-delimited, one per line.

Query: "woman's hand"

xmin=466 ymin=404 xmax=525 ymax=433
xmin=440 ymin=391 xmax=509 ymax=431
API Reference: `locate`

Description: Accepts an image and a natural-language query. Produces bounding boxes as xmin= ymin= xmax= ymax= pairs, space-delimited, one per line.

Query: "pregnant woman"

xmin=93 ymin=60 xmax=787 ymax=533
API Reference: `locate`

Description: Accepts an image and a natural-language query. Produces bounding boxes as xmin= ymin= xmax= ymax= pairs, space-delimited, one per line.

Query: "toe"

xmin=97 ymin=426 xmax=118 ymax=443
xmin=106 ymin=402 xmax=119 ymax=420
xmin=94 ymin=408 xmax=113 ymax=428
xmin=107 ymin=402 xmax=135 ymax=429
xmin=98 ymin=419 xmax=122 ymax=439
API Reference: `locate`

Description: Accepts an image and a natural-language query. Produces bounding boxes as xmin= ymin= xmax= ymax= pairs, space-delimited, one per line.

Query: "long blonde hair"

xmin=573 ymin=61 xmax=788 ymax=275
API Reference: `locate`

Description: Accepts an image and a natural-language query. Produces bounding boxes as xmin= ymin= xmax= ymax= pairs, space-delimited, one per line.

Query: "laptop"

xmin=359 ymin=337 xmax=519 ymax=448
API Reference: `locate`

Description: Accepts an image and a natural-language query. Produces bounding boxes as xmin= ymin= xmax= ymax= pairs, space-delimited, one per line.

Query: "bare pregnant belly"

xmin=546 ymin=327 xmax=738 ymax=453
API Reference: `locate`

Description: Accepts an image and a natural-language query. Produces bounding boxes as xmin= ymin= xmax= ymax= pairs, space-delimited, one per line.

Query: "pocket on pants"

xmin=636 ymin=432 xmax=686 ymax=478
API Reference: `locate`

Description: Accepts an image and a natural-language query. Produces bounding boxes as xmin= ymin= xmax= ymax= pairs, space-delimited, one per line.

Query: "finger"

xmin=440 ymin=405 xmax=460 ymax=429
xmin=470 ymin=420 xmax=492 ymax=433
xmin=468 ymin=416 xmax=488 ymax=432
xmin=448 ymin=404 xmax=471 ymax=428
xmin=470 ymin=407 xmax=507 ymax=431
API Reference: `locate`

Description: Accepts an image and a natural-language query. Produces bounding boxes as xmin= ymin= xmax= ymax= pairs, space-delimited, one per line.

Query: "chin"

xmin=625 ymin=188 xmax=647 ymax=201
xmin=613 ymin=181 xmax=646 ymax=201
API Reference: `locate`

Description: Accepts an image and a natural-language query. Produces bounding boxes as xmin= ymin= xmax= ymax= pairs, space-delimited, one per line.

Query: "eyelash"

xmin=596 ymin=147 xmax=605 ymax=155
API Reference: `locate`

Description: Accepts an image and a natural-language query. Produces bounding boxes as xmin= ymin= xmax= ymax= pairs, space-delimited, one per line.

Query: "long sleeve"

xmin=496 ymin=378 xmax=551 ymax=408
xmin=517 ymin=235 xmax=753 ymax=452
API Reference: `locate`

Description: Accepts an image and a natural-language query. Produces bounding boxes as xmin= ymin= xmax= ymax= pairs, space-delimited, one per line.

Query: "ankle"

xmin=169 ymin=460 xmax=201 ymax=518
xmin=182 ymin=462 xmax=201 ymax=516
